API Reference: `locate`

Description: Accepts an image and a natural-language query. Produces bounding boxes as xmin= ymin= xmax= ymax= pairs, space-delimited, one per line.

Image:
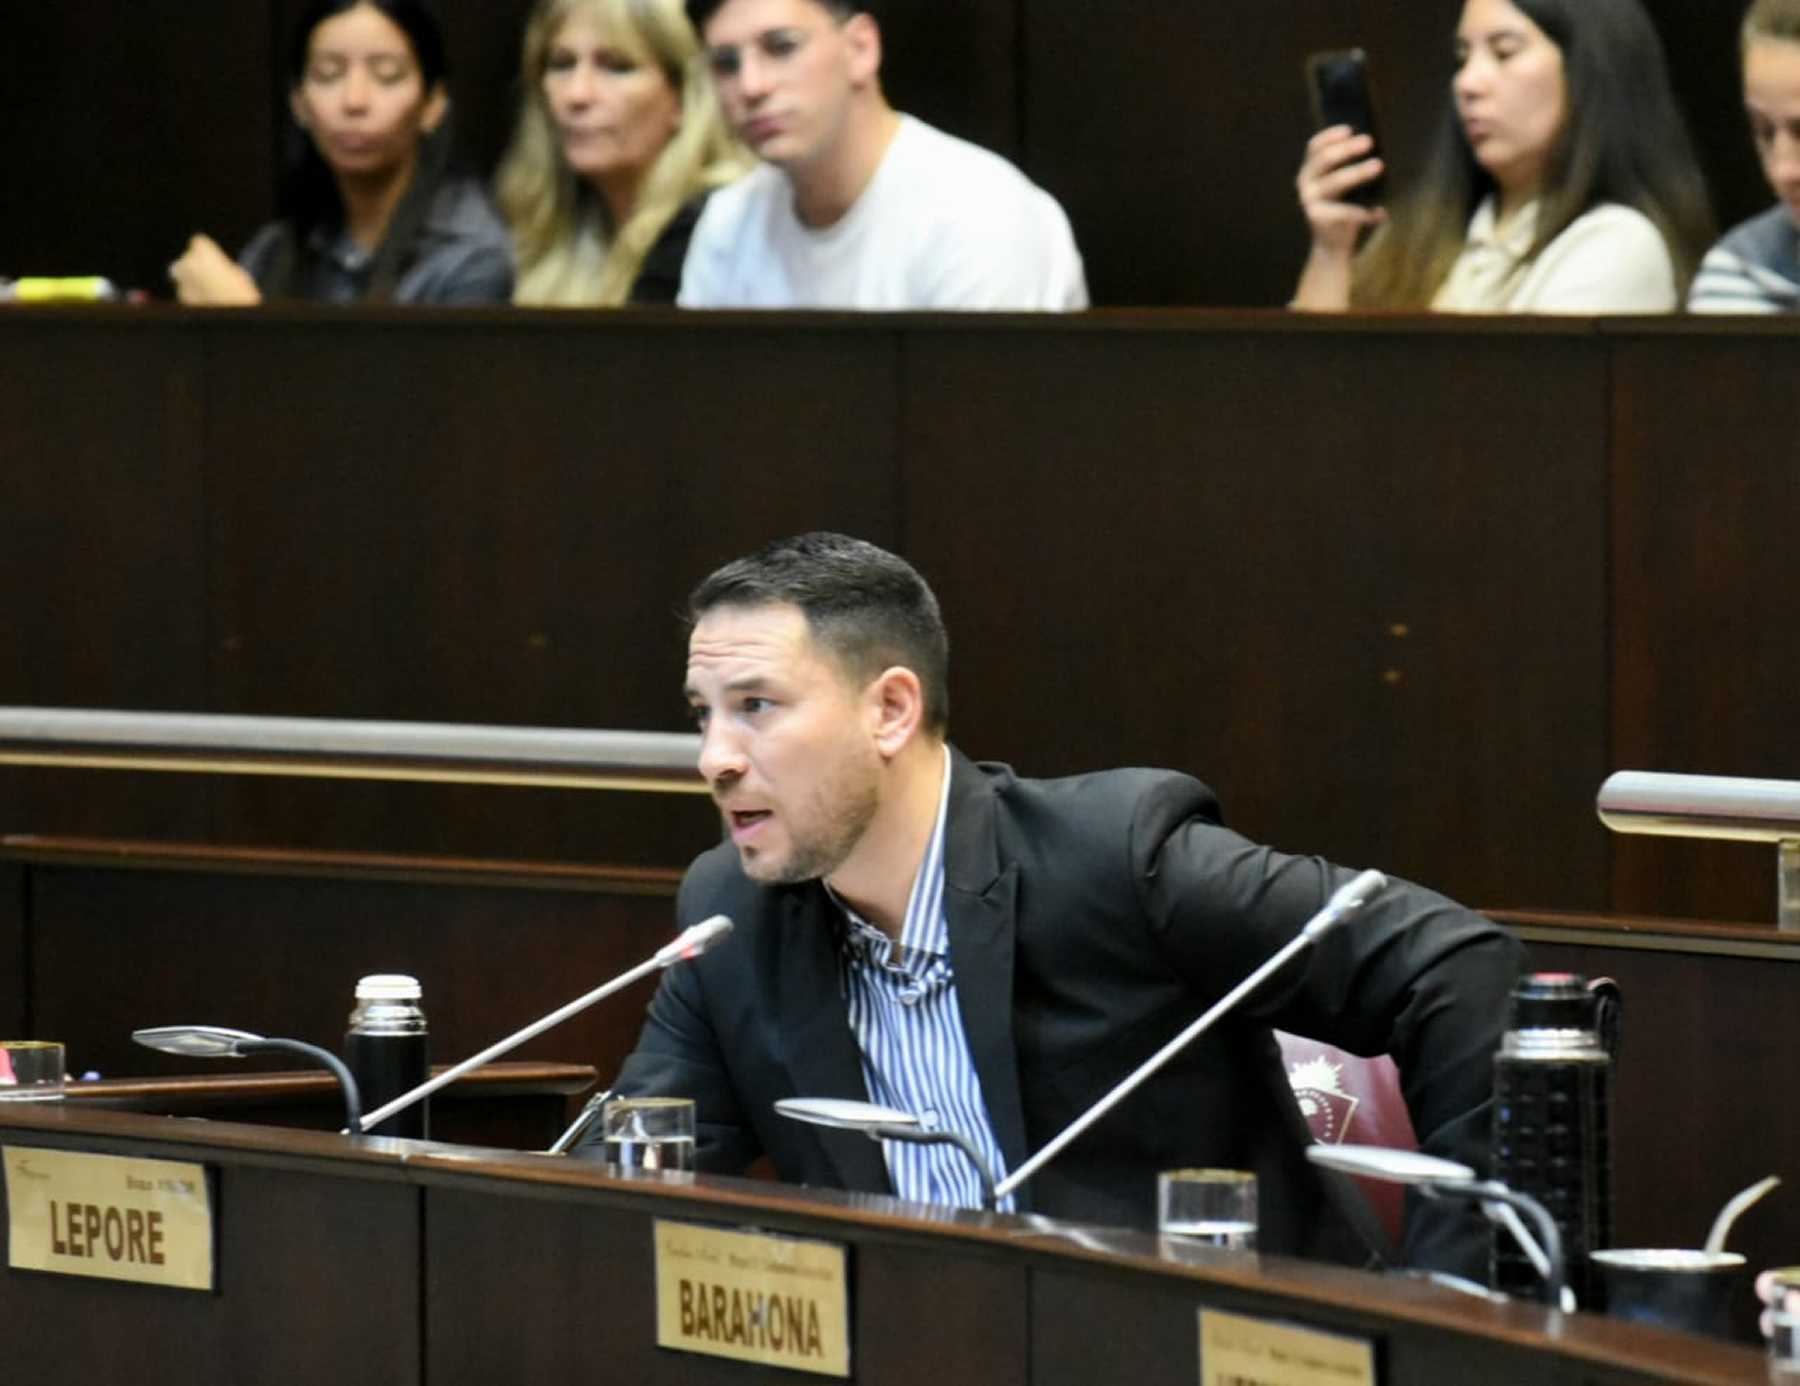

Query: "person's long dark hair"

xmin=1353 ymin=0 xmax=1716 ymax=307
xmin=262 ymin=0 xmax=454 ymax=299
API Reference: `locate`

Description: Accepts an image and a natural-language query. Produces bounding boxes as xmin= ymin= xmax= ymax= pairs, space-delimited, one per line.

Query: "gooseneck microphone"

xmin=133 ymin=1026 xmax=364 ymax=1134
xmin=354 ymin=915 xmax=734 ymax=1135
xmin=991 ymin=869 xmax=1388 ymax=1204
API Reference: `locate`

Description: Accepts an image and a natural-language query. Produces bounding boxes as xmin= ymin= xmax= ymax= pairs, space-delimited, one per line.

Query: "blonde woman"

xmin=497 ymin=0 xmax=747 ymax=305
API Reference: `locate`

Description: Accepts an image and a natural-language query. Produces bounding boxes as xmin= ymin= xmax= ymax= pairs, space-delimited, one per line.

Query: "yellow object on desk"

xmin=5 ymin=276 xmax=118 ymax=302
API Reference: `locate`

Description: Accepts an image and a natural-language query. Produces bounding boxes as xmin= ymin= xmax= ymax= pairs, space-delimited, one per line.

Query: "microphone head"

xmin=1332 ymin=868 xmax=1388 ymax=910
xmin=666 ymin=914 xmax=734 ymax=964
xmin=1302 ymin=869 xmax=1389 ymax=941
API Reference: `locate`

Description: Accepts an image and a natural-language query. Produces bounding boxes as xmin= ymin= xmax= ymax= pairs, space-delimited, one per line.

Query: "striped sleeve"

xmin=1687 ymin=244 xmax=1800 ymax=313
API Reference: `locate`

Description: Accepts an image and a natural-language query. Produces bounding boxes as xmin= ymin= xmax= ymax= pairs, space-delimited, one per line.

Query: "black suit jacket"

xmin=591 ymin=749 xmax=1521 ymax=1276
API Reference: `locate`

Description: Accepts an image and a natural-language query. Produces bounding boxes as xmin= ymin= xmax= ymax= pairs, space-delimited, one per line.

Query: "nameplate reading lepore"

xmin=1199 ymin=1308 xmax=1375 ymax=1386
xmin=654 ymin=1219 xmax=849 ymax=1377
xmin=4 ymin=1146 xmax=214 ymax=1291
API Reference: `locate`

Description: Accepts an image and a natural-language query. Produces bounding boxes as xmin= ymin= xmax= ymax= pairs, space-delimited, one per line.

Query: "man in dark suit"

xmin=586 ymin=531 xmax=1521 ymax=1277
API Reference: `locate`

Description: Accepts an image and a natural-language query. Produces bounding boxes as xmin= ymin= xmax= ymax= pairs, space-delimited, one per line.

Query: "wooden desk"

xmin=62 ymin=1062 xmax=598 ymax=1151
xmin=7 ymin=835 xmax=1793 ymax=1342
xmin=0 ymin=1104 xmax=1767 ymax=1384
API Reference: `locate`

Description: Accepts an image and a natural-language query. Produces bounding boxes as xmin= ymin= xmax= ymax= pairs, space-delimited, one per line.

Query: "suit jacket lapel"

xmin=942 ymin=748 xmax=1031 ymax=1203
xmin=774 ymin=886 xmax=892 ymax=1192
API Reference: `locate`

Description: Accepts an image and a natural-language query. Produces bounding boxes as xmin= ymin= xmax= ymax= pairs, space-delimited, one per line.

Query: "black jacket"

xmin=589 ymin=748 xmax=1520 ymax=1277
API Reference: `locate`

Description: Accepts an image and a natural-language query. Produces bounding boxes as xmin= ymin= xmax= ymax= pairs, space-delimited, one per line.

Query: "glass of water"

xmin=0 ymin=1041 xmax=65 ymax=1101
xmin=601 ymin=1097 xmax=695 ymax=1173
xmin=1157 ymin=1168 xmax=1257 ymax=1250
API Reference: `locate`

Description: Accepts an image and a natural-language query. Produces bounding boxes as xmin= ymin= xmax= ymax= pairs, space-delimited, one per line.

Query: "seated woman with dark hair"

xmin=495 ymin=0 xmax=747 ymax=306
xmin=170 ymin=0 xmax=511 ymax=305
xmin=1690 ymin=0 xmax=1800 ymax=311
xmin=1292 ymin=0 xmax=1714 ymax=313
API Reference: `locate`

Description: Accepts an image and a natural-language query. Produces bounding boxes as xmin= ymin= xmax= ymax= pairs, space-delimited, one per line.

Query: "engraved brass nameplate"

xmin=1199 ymin=1307 xmax=1376 ymax=1386
xmin=5 ymin=1146 xmax=214 ymax=1291
xmin=654 ymin=1219 xmax=849 ymax=1377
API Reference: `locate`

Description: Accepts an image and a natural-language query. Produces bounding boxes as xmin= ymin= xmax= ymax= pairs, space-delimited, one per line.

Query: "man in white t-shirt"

xmin=678 ymin=0 xmax=1087 ymax=310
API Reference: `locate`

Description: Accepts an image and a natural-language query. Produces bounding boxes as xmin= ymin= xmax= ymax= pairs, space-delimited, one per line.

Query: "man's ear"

xmin=866 ymin=665 xmax=923 ymax=758
xmin=842 ymin=10 xmax=882 ymax=88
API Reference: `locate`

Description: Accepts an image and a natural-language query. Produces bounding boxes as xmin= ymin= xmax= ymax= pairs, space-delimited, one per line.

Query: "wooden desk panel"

xmin=4 ymin=309 xmax=1798 ymax=921
xmin=903 ymin=318 xmax=1611 ymax=910
xmin=0 ymin=316 xmax=214 ymax=845
xmin=425 ymin=1185 xmax=1034 ymax=1385
xmin=1607 ymin=323 xmax=1800 ymax=923
xmin=0 ymin=1151 xmax=418 ymax=1386
xmin=14 ymin=836 xmax=1793 ymax=1354
xmin=5 ymin=1104 xmax=1764 ymax=1384
xmin=196 ymin=313 xmax=893 ymax=865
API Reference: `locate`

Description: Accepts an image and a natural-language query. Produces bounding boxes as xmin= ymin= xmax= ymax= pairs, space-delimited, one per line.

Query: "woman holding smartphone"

xmin=1291 ymin=0 xmax=1713 ymax=313
xmin=170 ymin=1 xmax=511 ymax=305
xmin=495 ymin=0 xmax=747 ymax=306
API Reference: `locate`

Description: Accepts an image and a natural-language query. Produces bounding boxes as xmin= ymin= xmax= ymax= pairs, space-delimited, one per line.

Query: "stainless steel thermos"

xmin=1490 ymin=971 xmax=1615 ymax=1306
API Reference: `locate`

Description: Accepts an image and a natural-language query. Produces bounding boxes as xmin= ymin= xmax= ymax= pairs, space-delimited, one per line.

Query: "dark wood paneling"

xmin=0 ymin=316 xmax=214 ymax=844
xmin=6 ymin=309 xmax=1798 ymax=922
xmin=901 ymin=317 xmax=1611 ymax=911
xmin=0 ymin=1157 xmax=418 ymax=1386
xmin=24 ymin=854 xmax=677 ymax=1081
xmin=427 ymin=1189 xmax=1032 ymax=1385
xmin=1607 ymin=324 xmax=1800 ymax=922
xmin=1023 ymin=4 xmax=1305 ymax=307
xmin=198 ymin=311 xmax=894 ymax=861
xmin=0 ymin=1106 xmax=1771 ymax=1383
xmin=0 ymin=861 xmax=23 ymax=1037
xmin=1642 ymin=0 xmax=1771 ymax=234
xmin=0 ymin=5 xmax=275 ymax=293
xmin=877 ymin=0 xmax=1020 ymax=160
xmin=856 ymin=1241 xmax=1030 ymax=1386
xmin=427 ymin=1191 xmax=645 ymax=1383
xmin=430 ymin=2 xmax=539 ymax=179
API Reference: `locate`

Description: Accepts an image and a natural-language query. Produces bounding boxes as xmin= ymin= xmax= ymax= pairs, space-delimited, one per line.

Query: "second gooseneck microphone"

xmin=353 ymin=915 xmax=733 ymax=1135
xmin=992 ymin=869 xmax=1388 ymax=1203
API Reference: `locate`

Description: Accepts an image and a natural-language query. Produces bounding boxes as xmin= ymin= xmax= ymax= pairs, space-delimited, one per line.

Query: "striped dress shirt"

xmin=831 ymin=748 xmax=1014 ymax=1211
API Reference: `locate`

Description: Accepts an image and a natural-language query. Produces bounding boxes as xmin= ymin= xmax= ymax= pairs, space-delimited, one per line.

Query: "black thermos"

xmin=346 ymin=973 xmax=429 ymax=1139
xmin=1490 ymin=971 xmax=1614 ymax=1306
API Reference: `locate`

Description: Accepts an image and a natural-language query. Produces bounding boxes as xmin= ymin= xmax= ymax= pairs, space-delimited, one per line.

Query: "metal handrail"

xmin=0 ymin=706 xmax=704 ymax=794
xmin=1597 ymin=770 xmax=1800 ymax=928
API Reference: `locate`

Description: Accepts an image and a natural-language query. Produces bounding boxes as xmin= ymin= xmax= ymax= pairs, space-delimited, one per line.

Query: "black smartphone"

xmin=1306 ymin=48 xmax=1385 ymax=208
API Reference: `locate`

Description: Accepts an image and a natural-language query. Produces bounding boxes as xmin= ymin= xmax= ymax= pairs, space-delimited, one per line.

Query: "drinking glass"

xmin=601 ymin=1097 xmax=695 ymax=1173
xmin=1157 ymin=1168 xmax=1257 ymax=1250
xmin=0 ymin=1041 xmax=66 ymax=1101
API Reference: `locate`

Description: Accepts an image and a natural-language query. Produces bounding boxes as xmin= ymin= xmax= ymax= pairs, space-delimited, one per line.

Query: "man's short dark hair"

xmin=687 ymin=0 xmax=867 ymax=33
xmin=689 ymin=532 xmax=949 ymax=734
